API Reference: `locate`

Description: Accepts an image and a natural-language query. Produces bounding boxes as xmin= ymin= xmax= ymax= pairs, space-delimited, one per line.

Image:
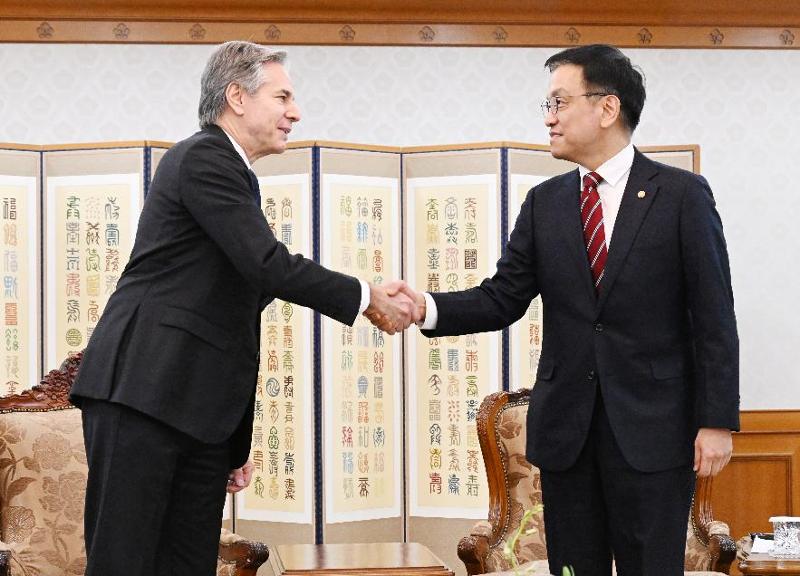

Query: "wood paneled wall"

xmin=711 ymin=410 xmax=800 ymax=574
xmin=2 ymin=0 xmax=799 ymax=25
xmin=0 ymin=0 xmax=798 ymax=47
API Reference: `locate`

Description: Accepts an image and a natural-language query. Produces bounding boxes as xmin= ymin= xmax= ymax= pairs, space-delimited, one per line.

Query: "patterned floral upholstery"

xmin=458 ymin=389 xmax=737 ymax=576
xmin=482 ymin=402 xmax=546 ymax=572
xmin=0 ymin=409 xmax=87 ymax=575
xmin=0 ymin=354 xmax=268 ymax=576
xmin=486 ymin=563 xmax=728 ymax=576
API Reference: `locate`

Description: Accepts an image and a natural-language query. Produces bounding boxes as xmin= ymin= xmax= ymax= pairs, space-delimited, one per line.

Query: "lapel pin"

xmin=637 ymin=190 xmax=646 ymax=199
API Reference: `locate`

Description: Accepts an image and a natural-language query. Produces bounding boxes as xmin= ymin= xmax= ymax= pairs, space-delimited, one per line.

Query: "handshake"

xmin=363 ymin=281 xmax=426 ymax=335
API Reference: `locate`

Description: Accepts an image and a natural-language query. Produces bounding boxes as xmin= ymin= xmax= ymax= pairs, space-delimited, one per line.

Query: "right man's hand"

xmin=363 ymin=281 xmax=418 ymax=335
xmin=390 ymin=283 xmax=426 ymax=326
xmin=694 ymin=428 xmax=733 ymax=477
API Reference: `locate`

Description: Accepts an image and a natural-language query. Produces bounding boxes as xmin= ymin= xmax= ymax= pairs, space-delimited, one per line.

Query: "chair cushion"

xmin=0 ymin=408 xmax=87 ymax=575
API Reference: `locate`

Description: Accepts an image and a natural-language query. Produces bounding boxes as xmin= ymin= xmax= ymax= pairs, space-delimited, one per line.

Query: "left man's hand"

xmin=363 ymin=280 xmax=419 ymax=334
xmin=227 ymin=459 xmax=254 ymax=493
xmin=693 ymin=428 xmax=733 ymax=477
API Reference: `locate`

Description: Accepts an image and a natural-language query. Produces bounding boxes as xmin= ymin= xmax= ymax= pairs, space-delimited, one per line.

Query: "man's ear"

xmin=225 ymin=82 xmax=246 ymax=116
xmin=599 ymin=94 xmax=621 ymax=129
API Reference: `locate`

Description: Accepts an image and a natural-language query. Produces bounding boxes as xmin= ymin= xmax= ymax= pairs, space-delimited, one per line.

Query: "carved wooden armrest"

xmin=0 ymin=351 xmax=83 ymax=412
xmin=736 ymin=534 xmax=753 ymax=562
xmin=458 ymin=520 xmax=493 ymax=576
xmin=471 ymin=519 xmax=494 ymax=538
xmin=218 ymin=529 xmax=269 ymax=576
xmin=705 ymin=522 xmax=737 ymax=575
xmin=692 ymin=477 xmax=737 ymax=575
xmin=0 ymin=550 xmax=9 ymax=576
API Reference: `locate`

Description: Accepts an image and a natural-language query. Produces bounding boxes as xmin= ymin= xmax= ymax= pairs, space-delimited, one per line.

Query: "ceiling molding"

xmin=1 ymin=1 xmax=798 ymax=47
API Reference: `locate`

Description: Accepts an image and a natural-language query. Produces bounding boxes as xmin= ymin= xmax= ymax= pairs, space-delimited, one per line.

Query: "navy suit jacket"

xmin=424 ymin=149 xmax=739 ymax=472
xmin=71 ymin=125 xmax=361 ymax=467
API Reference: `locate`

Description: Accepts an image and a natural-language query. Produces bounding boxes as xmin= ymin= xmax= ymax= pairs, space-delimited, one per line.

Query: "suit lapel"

xmin=595 ymin=149 xmax=659 ymax=312
xmin=559 ymin=169 xmax=597 ymax=302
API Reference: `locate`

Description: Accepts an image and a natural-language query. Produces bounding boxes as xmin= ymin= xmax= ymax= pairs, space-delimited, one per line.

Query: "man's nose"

xmin=288 ymin=102 xmax=301 ymax=122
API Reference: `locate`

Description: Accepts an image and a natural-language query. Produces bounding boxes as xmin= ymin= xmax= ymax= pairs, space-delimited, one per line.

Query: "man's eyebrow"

xmin=276 ymin=88 xmax=294 ymax=98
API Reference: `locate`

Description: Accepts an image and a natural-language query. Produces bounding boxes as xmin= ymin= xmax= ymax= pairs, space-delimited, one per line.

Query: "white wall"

xmin=1 ymin=44 xmax=798 ymax=409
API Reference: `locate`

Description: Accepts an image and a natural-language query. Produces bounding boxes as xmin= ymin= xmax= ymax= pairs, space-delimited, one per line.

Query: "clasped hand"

xmin=363 ymin=281 xmax=425 ymax=335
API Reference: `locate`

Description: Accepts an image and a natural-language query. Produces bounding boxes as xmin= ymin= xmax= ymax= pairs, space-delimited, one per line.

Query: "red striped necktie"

xmin=580 ymin=171 xmax=607 ymax=292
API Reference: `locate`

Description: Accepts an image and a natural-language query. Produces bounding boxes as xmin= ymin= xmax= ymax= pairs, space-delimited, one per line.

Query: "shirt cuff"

xmin=358 ymin=280 xmax=370 ymax=314
xmin=418 ymin=292 xmax=438 ymax=330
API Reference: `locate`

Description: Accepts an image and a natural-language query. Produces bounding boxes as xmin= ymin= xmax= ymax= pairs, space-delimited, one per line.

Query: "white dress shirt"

xmin=420 ymin=142 xmax=635 ymax=330
xmin=219 ymin=126 xmax=370 ymax=313
xmin=578 ymin=142 xmax=634 ymax=246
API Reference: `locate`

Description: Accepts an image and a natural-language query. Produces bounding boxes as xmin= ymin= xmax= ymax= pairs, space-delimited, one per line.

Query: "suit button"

xmin=587 ymin=370 xmax=595 ymax=381
xmin=595 ymin=323 xmax=604 ymax=333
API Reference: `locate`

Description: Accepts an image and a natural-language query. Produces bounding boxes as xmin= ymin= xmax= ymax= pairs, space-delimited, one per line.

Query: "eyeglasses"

xmin=540 ymin=93 xmax=610 ymax=117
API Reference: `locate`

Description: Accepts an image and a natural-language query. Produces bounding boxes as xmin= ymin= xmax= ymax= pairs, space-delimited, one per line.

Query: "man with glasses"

xmin=398 ymin=44 xmax=739 ymax=576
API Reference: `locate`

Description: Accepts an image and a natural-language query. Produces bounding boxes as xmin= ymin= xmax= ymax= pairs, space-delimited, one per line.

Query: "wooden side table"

xmin=271 ymin=542 xmax=454 ymax=576
xmin=739 ymin=553 xmax=800 ymax=575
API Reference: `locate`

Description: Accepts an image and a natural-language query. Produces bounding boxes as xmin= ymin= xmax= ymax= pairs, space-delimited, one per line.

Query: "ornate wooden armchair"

xmin=458 ymin=388 xmax=738 ymax=576
xmin=0 ymin=352 xmax=269 ymax=576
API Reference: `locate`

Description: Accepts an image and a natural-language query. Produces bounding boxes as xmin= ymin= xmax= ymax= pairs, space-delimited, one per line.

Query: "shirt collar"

xmin=218 ymin=126 xmax=252 ymax=170
xmin=578 ymin=142 xmax=634 ymax=187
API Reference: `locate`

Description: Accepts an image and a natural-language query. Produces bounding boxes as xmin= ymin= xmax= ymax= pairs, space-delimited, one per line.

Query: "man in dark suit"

xmin=399 ymin=45 xmax=739 ymax=576
xmin=71 ymin=41 xmax=416 ymax=575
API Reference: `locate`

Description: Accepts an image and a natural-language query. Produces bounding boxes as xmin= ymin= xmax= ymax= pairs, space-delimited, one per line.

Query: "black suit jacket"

xmin=71 ymin=125 xmax=361 ymax=467
xmin=424 ymin=149 xmax=739 ymax=472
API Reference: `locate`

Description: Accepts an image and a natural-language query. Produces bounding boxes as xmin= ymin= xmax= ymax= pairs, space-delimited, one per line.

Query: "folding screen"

xmin=235 ymin=144 xmax=316 ymax=543
xmin=505 ymin=145 xmax=574 ymax=391
xmin=638 ymin=145 xmax=697 ymax=173
xmin=0 ymin=145 xmax=41 ymax=395
xmin=318 ymin=143 xmax=404 ymax=543
xmin=42 ymin=143 xmax=147 ymax=372
xmin=147 ymin=141 xmax=173 ymax=185
xmin=402 ymin=145 xmax=503 ymax=559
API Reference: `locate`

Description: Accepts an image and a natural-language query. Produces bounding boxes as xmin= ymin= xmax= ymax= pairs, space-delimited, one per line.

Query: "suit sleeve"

xmin=423 ymin=187 xmax=540 ymax=337
xmin=179 ymin=139 xmax=361 ymax=326
xmin=680 ymin=175 xmax=740 ymax=431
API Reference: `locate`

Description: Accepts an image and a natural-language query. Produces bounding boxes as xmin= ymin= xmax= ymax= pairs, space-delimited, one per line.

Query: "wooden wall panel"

xmin=0 ymin=0 xmax=798 ymax=47
xmin=713 ymin=455 xmax=793 ymax=535
xmin=711 ymin=410 xmax=800 ymax=575
xmin=2 ymin=0 xmax=799 ymax=26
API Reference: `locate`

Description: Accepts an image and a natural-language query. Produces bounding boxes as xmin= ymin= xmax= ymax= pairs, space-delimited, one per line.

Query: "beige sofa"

xmin=0 ymin=352 xmax=268 ymax=576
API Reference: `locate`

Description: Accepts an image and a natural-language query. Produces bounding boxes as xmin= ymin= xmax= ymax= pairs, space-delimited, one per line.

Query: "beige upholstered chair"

xmin=457 ymin=389 xmax=737 ymax=576
xmin=0 ymin=352 xmax=269 ymax=576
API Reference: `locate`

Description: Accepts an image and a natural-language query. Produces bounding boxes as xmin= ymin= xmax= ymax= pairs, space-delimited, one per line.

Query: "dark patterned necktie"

xmin=580 ymin=171 xmax=607 ymax=292
xmin=248 ymin=170 xmax=261 ymax=207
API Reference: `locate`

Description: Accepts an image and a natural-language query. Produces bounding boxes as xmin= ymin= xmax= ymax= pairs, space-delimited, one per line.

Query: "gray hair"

xmin=198 ymin=41 xmax=287 ymax=128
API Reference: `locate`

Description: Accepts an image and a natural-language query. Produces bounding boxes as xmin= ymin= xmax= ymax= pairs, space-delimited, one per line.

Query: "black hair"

xmin=544 ymin=44 xmax=646 ymax=132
